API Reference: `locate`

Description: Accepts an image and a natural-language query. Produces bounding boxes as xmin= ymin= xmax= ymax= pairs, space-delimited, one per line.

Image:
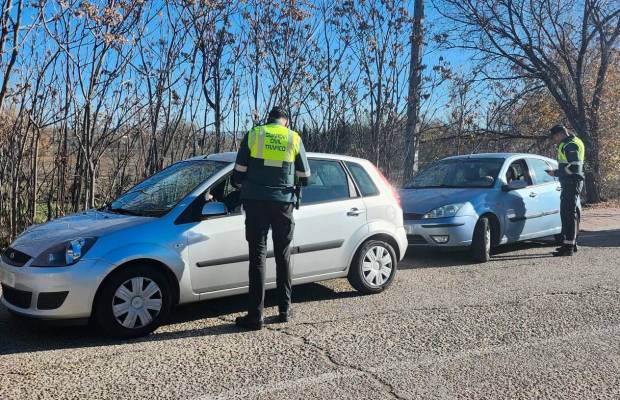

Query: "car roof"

xmin=443 ymin=152 xmax=554 ymax=162
xmin=444 ymin=152 xmax=522 ymax=159
xmin=190 ymin=151 xmax=554 ymax=165
xmin=194 ymin=151 xmax=371 ymax=164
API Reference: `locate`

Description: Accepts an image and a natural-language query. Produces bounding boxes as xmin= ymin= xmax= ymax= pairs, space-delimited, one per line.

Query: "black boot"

xmin=553 ymin=245 xmax=574 ymax=257
xmin=278 ymin=308 xmax=293 ymax=323
xmin=235 ymin=315 xmax=263 ymax=331
xmin=555 ymin=243 xmax=578 ymax=253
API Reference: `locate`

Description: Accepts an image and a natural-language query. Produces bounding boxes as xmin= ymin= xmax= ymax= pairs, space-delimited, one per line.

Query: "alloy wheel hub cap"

xmin=112 ymin=277 xmax=163 ymax=329
xmin=131 ymin=296 xmax=145 ymax=309
xmin=362 ymin=246 xmax=393 ymax=287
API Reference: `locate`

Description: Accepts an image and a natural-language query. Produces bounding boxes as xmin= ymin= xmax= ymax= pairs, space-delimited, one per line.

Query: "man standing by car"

xmin=546 ymin=124 xmax=585 ymax=257
xmin=232 ymin=107 xmax=311 ymax=330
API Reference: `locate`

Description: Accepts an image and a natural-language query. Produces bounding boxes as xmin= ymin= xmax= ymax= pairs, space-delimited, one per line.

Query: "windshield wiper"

xmin=406 ymin=184 xmax=449 ymax=189
xmin=102 ymin=206 xmax=144 ymax=216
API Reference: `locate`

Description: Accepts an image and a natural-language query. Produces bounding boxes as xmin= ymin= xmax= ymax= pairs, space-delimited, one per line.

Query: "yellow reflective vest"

xmin=557 ymin=135 xmax=585 ymax=180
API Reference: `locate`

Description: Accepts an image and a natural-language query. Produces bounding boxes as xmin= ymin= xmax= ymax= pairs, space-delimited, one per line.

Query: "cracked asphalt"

xmin=1 ymin=208 xmax=619 ymax=399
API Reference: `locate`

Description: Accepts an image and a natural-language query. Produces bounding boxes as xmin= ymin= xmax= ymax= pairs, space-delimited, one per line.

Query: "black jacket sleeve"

xmin=294 ymin=140 xmax=311 ymax=186
xmin=563 ymin=142 xmax=581 ymax=175
xmin=233 ymin=133 xmax=250 ymax=187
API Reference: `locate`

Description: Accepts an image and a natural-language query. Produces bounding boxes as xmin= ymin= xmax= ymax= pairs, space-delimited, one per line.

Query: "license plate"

xmin=0 ymin=269 xmax=15 ymax=288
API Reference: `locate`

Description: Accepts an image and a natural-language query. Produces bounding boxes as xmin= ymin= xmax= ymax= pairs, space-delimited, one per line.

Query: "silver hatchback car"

xmin=0 ymin=152 xmax=407 ymax=337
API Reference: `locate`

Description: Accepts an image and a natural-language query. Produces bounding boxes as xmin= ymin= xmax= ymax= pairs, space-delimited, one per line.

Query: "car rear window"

xmin=346 ymin=162 xmax=379 ymax=196
xmin=303 ymin=159 xmax=351 ymax=203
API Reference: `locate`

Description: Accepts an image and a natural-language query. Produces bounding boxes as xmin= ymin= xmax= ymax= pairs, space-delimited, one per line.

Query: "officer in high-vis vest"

xmin=546 ymin=124 xmax=585 ymax=257
xmin=232 ymin=107 xmax=311 ymax=330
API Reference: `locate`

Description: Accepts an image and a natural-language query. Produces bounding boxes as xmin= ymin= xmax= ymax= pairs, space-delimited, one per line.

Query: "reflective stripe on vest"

xmin=557 ymin=136 xmax=585 ymax=163
xmin=249 ymin=125 xmax=300 ymax=165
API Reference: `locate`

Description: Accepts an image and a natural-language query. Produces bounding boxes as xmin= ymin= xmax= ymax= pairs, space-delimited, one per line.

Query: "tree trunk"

xmin=567 ymin=115 xmax=602 ymax=204
xmin=30 ymin=129 xmax=40 ymax=223
xmin=403 ymin=0 xmax=424 ymax=184
xmin=582 ymin=134 xmax=602 ymax=204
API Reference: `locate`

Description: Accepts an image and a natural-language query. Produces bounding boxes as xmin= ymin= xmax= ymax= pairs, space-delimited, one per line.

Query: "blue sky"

xmin=14 ymin=0 xmax=482 ymax=132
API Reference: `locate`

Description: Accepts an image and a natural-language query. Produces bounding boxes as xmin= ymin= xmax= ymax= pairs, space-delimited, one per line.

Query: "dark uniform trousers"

xmin=560 ymin=177 xmax=583 ymax=245
xmin=243 ymin=199 xmax=295 ymax=320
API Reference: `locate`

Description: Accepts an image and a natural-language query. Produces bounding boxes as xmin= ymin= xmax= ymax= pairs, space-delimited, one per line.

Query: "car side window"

xmin=528 ymin=158 xmax=557 ymax=185
xmin=207 ymin=174 xmax=242 ymax=215
xmin=346 ymin=162 xmax=379 ymax=196
xmin=303 ymin=160 xmax=351 ymax=204
xmin=505 ymin=159 xmax=533 ymax=186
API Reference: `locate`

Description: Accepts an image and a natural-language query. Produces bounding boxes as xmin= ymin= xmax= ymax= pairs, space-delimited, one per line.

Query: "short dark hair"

xmin=549 ymin=124 xmax=568 ymax=137
xmin=267 ymin=106 xmax=288 ymax=123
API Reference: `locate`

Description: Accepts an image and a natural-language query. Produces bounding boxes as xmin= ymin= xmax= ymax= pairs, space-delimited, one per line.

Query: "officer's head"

xmin=267 ymin=107 xmax=289 ymax=127
xmin=549 ymin=124 xmax=569 ymax=145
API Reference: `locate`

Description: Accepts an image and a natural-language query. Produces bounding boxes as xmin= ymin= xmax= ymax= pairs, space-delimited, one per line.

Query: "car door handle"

xmin=347 ymin=208 xmax=365 ymax=216
xmin=529 ymin=192 xmax=537 ymax=198
xmin=556 ymin=186 xmax=562 ymax=191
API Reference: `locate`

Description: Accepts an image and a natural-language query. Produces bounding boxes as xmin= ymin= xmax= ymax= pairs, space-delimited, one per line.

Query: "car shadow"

xmin=401 ymin=228 xmax=620 ymax=266
xmin=0 ymin=282 xmax=358 ymax=356
xmin=400 ymin=247 xmax=477 ymax=269
xmin=578 ymin=228 xmax=620 ymax=248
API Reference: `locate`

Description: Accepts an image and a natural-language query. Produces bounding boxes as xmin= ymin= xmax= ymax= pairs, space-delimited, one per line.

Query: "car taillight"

xmin=372 ymin=164 xmax=401 ymax=206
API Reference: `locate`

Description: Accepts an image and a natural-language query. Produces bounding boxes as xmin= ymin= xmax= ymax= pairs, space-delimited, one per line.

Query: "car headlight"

xmin=423 ymin=203 xmax=465 ymax=219
xmin=31 ymin=237 xmax=97 ymax=267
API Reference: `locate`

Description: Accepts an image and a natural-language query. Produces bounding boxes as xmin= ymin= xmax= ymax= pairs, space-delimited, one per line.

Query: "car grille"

xmin=1 ymin=247 xmax=31 ymax=267
xmin=407 ymin=234 xmax=428 ymax=245
xmin=1 ymin=284 xmax=32 ymax=309
xmin=403 ymin=213 xmax=424 ymax=220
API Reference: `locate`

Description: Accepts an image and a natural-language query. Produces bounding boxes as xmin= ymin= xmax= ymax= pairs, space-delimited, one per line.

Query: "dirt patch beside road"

xmin=580 ymin=206 xmax=620 ymax=232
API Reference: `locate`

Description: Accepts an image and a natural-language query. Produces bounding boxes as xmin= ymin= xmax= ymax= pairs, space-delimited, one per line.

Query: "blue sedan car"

xmin=401 ymin=153 xmax=579 ymax=262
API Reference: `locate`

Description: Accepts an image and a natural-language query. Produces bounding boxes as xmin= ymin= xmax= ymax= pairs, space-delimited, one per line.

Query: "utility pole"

xmin=403 ymin=0 xmax=424 ymax=184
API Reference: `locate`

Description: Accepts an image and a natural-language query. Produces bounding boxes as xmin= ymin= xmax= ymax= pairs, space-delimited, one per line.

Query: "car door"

xmin=527 ymin=157 xmax=562 ymax=236
xmin=184 ymin=173 xmax=276 ymax=295
xmin=292 ymin=158 xmax=367 ymax=279
xmin=502 ymin=158 xmax=544 ymax=241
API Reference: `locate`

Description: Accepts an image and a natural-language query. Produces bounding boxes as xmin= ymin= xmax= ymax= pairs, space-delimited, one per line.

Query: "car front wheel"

xmin=95 ymin=266 xmax=173 ymax=338
xmin=348 ymin=240 xmax=397 ymax=294
xmin=471 ymin=217 xmax=491 ymax=263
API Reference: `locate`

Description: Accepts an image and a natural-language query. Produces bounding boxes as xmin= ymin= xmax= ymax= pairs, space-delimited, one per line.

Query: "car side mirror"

xmin=502 ymin=180 xmax=527 ymax=192
xmin=201 ymin=202 xmax=227 ymax=218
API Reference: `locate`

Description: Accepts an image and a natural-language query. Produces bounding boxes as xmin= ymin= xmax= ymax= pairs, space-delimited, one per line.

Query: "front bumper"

xmin=404 ymin=215 xmax=477 ymax=247
xmin=0 ymin=258 xmax=112 ymax=319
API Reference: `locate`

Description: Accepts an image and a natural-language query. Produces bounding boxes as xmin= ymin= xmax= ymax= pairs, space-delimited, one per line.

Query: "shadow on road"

xmin=0 ymin=282 xmax=358 ymax=356
xmin=578 ymin=229 xmax=620 ymax=248
xmin=1 ymin=229 xmax=617 ymax=356
xmin=401 ymin=228 xmax=620 ymax=267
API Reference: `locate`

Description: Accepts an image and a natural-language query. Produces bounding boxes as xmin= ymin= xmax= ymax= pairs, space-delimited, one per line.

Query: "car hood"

xmin=10 ymin=210 xmax=152 ymax=257
xmin=399 ymin=188 xmax=489 ymax=214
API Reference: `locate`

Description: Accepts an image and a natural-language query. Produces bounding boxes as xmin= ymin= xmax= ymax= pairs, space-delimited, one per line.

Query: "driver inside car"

xmin=207 ymin=179 xmax=242 ymax=213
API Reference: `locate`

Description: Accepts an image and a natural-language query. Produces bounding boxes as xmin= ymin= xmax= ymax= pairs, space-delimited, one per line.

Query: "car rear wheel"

xmin=95 ymin=266 xmax=173 ymax=338
xmin=348 ymin=240 xmax=397 ymax=294
xmin=471 ymin=217 xmax=491 ymax=263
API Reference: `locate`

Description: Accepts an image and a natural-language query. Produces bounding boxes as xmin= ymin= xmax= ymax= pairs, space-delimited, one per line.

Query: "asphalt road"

xmin=1 ymin=209 xmax=619 ymax=399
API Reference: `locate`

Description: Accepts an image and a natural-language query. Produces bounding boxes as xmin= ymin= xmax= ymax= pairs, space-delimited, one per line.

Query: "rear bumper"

xmin=0 ymin=258 xmax=112 ymax=320
xmin=395 ymin=226 xmax=408 ymax=260
xmin=404 ymin=215 xmax=477 ymax=247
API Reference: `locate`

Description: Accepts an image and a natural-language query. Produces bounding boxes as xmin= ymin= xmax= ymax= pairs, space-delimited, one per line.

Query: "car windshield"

xmin=103 ymin=160 xmax=227 ymax=217
xmin=405 ymin=158 xmax=504 ymax=189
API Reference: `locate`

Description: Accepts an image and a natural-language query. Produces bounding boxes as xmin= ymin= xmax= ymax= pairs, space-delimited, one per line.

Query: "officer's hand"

xmin=545 ymin=169 xmax=555 ymax=177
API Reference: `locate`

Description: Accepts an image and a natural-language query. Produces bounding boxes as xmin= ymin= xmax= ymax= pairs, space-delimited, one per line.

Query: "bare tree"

xmin=0 ymin=0 xmax=24 ymax=109
xmin=437 ymin=0 xmax=620 ymax=203
xmin=403 ymin=0 xmax=424 ymax=183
